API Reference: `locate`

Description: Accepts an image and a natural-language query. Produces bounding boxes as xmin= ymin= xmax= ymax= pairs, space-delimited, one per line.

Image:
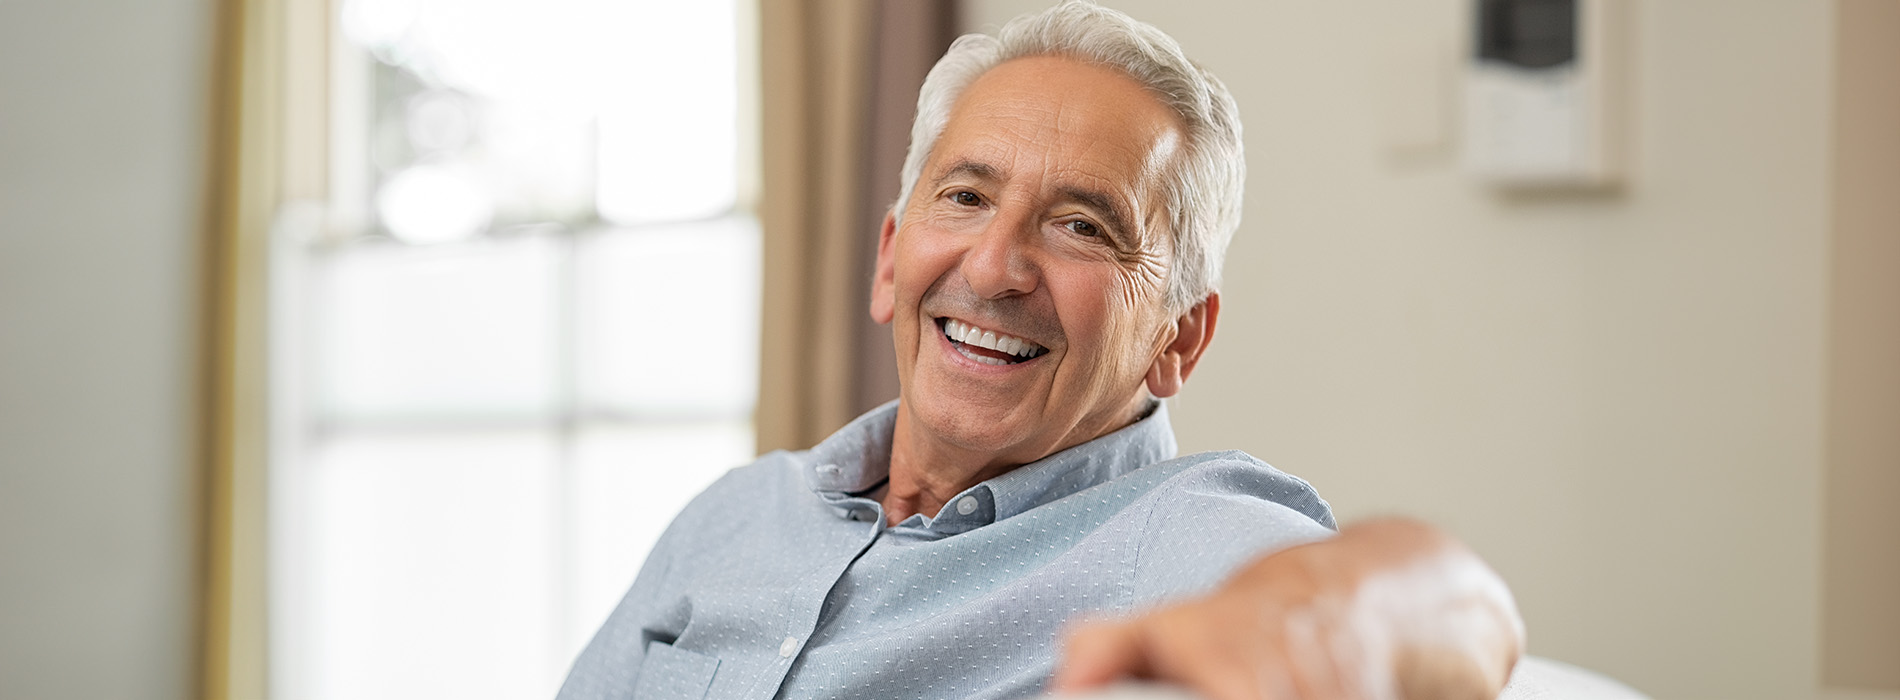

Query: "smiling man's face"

xmin=870 ymin=55 xmax=1198 ymax=470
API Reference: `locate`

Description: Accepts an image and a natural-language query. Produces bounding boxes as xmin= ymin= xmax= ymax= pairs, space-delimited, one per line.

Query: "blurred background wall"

xmin=0 ymin=1 xmax=215 ymax=699
xmin=0 ymin=1 xmax=1893 ymax=699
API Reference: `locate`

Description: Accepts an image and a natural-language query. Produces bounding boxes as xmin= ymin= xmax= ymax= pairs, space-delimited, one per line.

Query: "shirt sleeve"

xmin=1128 ymin=452 xmax=1338 ymax=606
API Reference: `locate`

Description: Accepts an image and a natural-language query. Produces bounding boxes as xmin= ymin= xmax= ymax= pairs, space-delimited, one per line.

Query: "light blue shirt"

xmin=556 ymin=401 xmax=1335 ymax=700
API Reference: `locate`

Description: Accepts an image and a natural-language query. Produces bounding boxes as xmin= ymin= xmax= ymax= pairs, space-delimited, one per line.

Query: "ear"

xmin=869 ymin=210 xmax=899 ymax=324
xmin=1144 ymin=293 xmax=1220 ymax=399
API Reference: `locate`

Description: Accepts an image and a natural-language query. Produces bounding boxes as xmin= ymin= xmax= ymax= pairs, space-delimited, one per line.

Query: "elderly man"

xmin=558 ymin=3 xmax=1521 ymax=699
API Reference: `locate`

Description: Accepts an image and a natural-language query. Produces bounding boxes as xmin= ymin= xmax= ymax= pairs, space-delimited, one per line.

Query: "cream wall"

xmin=961 ymin=1 xmax=1840 ymax=698
xmin=0 ymin=1 xmax=213 ymax=699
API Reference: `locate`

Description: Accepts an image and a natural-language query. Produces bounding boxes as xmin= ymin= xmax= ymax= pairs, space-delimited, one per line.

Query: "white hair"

xmin=892 ymin=0 xmax=1246 ymax=313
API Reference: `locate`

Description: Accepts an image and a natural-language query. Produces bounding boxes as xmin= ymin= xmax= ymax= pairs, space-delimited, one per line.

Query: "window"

xmin=273 ymin=2 xmax=759 ymax=698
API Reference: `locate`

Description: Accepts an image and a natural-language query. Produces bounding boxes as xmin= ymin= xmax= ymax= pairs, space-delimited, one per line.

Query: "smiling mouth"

xmin=938 ymin=318 xmax=1049 ymax=366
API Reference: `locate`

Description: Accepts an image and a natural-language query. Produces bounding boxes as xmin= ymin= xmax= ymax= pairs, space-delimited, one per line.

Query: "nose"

xmin=959 ymin=209 xmax=1039 ymax=299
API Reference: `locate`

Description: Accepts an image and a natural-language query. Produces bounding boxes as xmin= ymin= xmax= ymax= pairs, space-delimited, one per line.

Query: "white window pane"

xmin=478 ymin=102 xmax=597 ymax=222
xmin=305 ymin=430 xmax=562 ymax=700
xmin=566 ymin=420 xmax=755 ymax=655
xmin=580 ymin=218 xmax=760 ymax=414
xmin=376 ymin=161 xmax=494 ymax=244
xmin=317 ymin=235 xmax=560 ymax=421
xmin=595 ymin=0 xmax=739 ymax=224
xmin=294 ymin=4 xmax=759 ymax=700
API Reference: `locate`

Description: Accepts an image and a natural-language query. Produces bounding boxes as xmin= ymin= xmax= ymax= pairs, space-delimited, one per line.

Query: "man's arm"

xmin=1051 ymin=518 xmax=1524 ymax=700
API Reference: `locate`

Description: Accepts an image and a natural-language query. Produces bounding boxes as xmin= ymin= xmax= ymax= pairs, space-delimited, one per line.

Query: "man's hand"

xmin=1050 ymin=518 xmax=1524 ymax=700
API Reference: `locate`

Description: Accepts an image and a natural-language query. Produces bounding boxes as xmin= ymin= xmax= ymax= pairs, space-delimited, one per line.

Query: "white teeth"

xmin=958 ymin=347 xmax=1009 ymax=365
xmin=940 ymin=318 xmax=1046 ymax=359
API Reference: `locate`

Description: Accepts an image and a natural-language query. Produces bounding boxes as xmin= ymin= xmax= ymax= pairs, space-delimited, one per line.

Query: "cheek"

xmin=889 ymin=231 xmax=956 ymax=351
xmin=1074 ymin=270 xmax=1171 ymax=370
xmin=1057 ymin=273 xmax=1136 ymax=356
xmin=891 ymin=235 xmax=936 ymax=303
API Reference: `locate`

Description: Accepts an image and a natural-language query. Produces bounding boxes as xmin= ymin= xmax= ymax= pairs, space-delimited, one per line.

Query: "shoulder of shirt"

xmin=642 ymin=448 xmax=812 ymax=547
xmin=683 ymin=447 xmax=807 ymax=507
xmin=1118 ymin=450 xmax=1338 ymax=605
xmin=1135 ymin=449 xmax=1338 ymax=531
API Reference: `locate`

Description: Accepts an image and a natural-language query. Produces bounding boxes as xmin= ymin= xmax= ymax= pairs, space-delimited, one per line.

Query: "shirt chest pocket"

xmin=633 ymin=641 xmax=721 ymax=700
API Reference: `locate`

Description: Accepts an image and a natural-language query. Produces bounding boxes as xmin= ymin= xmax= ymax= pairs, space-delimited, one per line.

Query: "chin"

xmin=909 ymin=393 xmax=1039 ymax=455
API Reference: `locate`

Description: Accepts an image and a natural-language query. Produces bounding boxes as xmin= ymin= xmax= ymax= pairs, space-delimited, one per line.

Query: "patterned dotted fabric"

xmin=556 ymin=401 xmax=1336 ymax=700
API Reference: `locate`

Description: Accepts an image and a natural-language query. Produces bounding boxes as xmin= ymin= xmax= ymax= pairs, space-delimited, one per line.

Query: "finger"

xmin=1393 ymin=646 xmax=1492 ymax=700
xmin=1050 ymin=620 xmax=1151 ymax=692
xmin=1140 ymin=609 xmax=1289 ymax=700
xmin=1282 ymin=608 xmax=1352 ymax=700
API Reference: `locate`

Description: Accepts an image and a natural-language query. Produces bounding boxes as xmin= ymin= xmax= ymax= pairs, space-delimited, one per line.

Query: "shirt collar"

xmin=803 ymin=400 xmax=901 ymax=495
xmin=803 ymin=400 xmax=1178 ymax=533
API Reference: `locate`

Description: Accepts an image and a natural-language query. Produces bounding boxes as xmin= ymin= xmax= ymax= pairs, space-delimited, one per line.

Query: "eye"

xmin=951 ymin=190 xmax=981 ymax=206
xmin=1062 ymin=219 xmax=1102 ymax=237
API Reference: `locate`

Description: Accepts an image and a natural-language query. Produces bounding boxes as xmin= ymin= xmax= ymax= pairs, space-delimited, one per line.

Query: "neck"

xmin=882 ymin=406 xmax=1022 ymax=525
xmin=879 ymin=396 xmax=1154 ymax=526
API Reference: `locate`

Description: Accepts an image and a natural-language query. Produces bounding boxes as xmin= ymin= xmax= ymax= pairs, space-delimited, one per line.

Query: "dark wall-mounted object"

xmin=1477 ymin=0 xmax=1577 ymax=69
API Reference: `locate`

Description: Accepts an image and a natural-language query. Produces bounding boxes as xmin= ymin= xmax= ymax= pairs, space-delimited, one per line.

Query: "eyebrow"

xmin=932 ymin=159 xmax=1002 ymax=186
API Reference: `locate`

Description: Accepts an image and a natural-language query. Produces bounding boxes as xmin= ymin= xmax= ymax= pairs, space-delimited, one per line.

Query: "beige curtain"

xmin=1824 ymin=0 xmax=1900 ymax=690
xmin=757 ymin=0 xmax=957 ymax=452
xmin=201 ymin=0 xmax=328 ymax=697
xmin=200 ymin=0 xmax=270 ymax=696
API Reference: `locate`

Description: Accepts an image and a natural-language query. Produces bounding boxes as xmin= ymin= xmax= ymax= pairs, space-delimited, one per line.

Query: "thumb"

xmin=1051 ymin=620 xmax=1150 ymax=693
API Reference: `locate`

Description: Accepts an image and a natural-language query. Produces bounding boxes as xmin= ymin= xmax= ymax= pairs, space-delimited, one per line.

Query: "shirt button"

xmin=956 ymin=496 xmax=977 ymax=515
xmin=778 ymin=636 xmax=798 ymax=658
